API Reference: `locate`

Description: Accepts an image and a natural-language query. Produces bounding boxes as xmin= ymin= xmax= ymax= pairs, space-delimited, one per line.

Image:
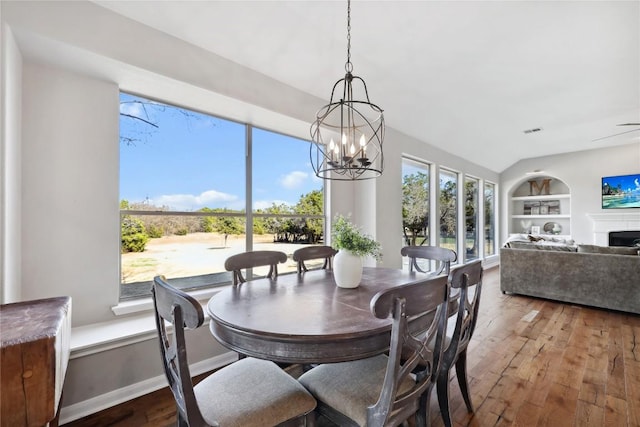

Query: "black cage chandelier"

xmin=310 ymin=0 xmax=385 ymax=181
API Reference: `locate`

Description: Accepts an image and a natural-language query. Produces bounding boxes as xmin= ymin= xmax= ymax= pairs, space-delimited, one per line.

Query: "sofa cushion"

xmin=577 ymin=244 xmax=639 ymax=255
xmin=507 ymin=241 xmax=577 ymax=252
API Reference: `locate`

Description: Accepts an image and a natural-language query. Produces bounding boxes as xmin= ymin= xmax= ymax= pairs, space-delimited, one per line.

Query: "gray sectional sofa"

xmin=500 ymin=241 xmax=640 ymax=315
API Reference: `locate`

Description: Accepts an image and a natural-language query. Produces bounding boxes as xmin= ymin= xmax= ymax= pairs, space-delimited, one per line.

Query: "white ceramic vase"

xmin=333 ymin=250 xmax=363 ymax=288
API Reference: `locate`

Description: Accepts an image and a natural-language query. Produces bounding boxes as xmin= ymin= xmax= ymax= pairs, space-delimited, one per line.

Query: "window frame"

xmin=118 ymin=92 xmax=326 ymax=301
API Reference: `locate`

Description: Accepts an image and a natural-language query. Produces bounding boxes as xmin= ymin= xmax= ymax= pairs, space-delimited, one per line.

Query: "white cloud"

xmin=280 ymin=171 xmax=308 ymax=190
xmin=635 ymin=178 xmax=639 ymax=189
xmin=150 ymin=189 xmax=239 ymax=210
xmin=119 ymin=102 xmax=143 ymax=116
xmin=253 ymin=199 xmax=292 ymax=210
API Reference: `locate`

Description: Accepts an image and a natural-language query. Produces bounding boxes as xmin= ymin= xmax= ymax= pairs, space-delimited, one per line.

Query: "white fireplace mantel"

xmin=586 ymin=212 xmax=640 ymax=245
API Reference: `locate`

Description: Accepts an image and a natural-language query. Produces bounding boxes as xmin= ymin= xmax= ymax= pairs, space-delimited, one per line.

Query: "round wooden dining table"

xmin=206 ymin=267 xmax=420 ymax=364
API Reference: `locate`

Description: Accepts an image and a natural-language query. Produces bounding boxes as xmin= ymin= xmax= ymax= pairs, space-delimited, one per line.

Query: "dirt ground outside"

xmin=121 ymin=232 xmax=314 ymax=284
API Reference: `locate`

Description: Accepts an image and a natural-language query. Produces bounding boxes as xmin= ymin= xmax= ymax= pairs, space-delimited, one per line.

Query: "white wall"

xmin=1 ymin=25 xmax=23 ymax=303
xmin=21 ymin=63 xmax=121 ymax=324
xmin=500 ymin=143 xmax=640 ymax=245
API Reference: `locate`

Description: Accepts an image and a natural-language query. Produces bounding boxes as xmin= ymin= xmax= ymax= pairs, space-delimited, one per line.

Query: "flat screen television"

xmin=602 ymin=173 xmax=640 ymax=209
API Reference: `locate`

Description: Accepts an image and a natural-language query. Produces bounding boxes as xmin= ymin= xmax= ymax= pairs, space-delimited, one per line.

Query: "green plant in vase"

xmin=331 ymin=215 xmax=382 ymax=288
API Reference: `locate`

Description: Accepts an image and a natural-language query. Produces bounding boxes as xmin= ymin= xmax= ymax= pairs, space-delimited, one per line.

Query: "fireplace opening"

xmin=609 ymin=231 xmax=640 ymax=247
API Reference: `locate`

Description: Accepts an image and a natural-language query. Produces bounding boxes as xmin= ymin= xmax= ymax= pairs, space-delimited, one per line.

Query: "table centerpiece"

xmin=331 ymin=215 xmax=382 ymax=288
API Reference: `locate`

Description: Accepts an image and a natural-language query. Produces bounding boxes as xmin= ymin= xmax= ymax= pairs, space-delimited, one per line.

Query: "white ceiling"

xmin=91 ymin=1 xmax=639 ymax=171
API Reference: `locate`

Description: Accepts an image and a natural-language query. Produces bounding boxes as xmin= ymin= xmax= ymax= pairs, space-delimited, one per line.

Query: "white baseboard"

xmin=58 ymin=352 xmax=238 ymax=425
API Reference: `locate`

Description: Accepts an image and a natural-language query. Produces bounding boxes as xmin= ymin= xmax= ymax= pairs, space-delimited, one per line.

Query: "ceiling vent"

xmin=523 ymin=127 xmax=543 ymax=134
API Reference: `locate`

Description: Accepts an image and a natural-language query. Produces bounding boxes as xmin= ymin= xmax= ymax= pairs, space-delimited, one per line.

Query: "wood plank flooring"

xmin=62 ymin=267 xmax=640 ymax=426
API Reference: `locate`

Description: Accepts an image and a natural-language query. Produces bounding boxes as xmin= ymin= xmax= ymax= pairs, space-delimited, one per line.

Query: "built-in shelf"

xmin=510 ymin=177 xmax=571 ymax=236
xmin=511 ymin=194 xmax=570 ymax=201
xmin=512 ymin=214 xmax=571 ymax=219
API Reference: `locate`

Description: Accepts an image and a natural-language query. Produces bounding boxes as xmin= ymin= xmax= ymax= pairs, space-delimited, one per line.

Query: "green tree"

xmin=295 ymin=189 xmax=324 ymax=243
xmin=464 ymin=179 xmax=479 ymax=256
xmin=120 ymin=200 xmax=149 ymax=253
xmin=439 ymin=179 xmax=457 ymax=238
xmin=464 ymin=180 xmax=478 ymax=234
xmin=402 ymin=172 xmax=429 ymax=245
xmin=200 ymin=207 xmax=216 ymax=232
xmin=213 ymin=210 xmax=244 ymax=247
xmin=263 ymin=203 xmax=293 ymax=241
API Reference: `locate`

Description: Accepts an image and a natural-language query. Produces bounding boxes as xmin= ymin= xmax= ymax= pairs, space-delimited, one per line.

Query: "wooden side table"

xmin=1 ymin=296 xmax=72 ymax=427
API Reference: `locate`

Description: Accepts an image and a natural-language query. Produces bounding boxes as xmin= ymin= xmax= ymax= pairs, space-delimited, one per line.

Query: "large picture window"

xmin=119 ymin=93 xmax=324 ymax=300
xmin=439 ymin=169 xmax=458 ymax=252
xmin=464 ymin=176 xmax=479 ymax=261
xmin=401 ymin=158 xmax=430 ymax=246
xmin=401 ymin=158 xmax=431 ymax=271
xmin=484 ymin=182 xmax=496 ymax=256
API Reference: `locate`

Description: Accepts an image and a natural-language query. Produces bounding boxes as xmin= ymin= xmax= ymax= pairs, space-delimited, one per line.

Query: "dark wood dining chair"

xmin=402 ymin=245 xmax=460 ymax=317
xmin=224 ymin=250 xmax=288 ymax=285
xmin=298 ymin=275 xmax=450 ymax=427
xmin=151 ymin=275 xmax=316 ymax=427
xmin=436 ymin=260 xmax=483 ymax=427
xmin=292 ymin=246 xmax=338 ymax=274
xmin=401 ymin=245 xmax=457 ymax=276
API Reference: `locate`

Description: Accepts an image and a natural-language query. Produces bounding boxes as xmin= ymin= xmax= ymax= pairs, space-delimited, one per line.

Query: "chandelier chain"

xmin=345 ymin=0 xmax=353 ymax=73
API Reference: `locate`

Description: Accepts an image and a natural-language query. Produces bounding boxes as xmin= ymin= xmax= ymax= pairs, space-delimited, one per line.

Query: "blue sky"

xmin=119 ymin=93 xmax=322 ymax=211
xmin=602 ymin=173 xmax=640 ymax=193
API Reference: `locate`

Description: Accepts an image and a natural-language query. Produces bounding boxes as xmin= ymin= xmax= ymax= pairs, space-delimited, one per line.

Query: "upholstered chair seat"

xmin=298 ymin=355 xmax=414 ymax=426
xmin=194 ymin=357 xmax=317 ymax=427
xmin=299 ymin=275 xmax=450 ymax=427
xmin=152 ymin=275 xmax=316 ymax=427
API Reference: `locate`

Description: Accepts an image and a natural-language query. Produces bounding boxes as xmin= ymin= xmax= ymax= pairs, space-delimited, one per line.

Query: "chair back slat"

xmin=292 ymin=246 xmax=338 ymax=273
xmin=152 ymin=276 xmax=209 ymax=427
xmin=401 ymin=245 xmax=457 ymax=275
xmin=367 ymin=275 xmax=450 ymax=426
xmin=446 ymin=260 xmax=483 ymax=359
xmin=224 ymin=250 xmax=287 ymax=285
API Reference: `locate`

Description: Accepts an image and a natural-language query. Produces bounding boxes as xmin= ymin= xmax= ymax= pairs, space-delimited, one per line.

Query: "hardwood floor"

xmin=62 ymin=267 xmax=640 ymax=426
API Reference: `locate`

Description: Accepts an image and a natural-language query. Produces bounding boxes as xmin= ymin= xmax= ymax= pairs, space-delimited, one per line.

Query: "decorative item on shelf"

xmin=331 ymin=215 xmax=382 ymax=288
xmin=309 ymin=0 xmax=385 ymax=181
xmin=546 ymin=200 xmax=560 ymax=214
xmin=531 ymin=226 xmax=541 ymax=234
xmin=523 ymin=201 xmax=540 ymax=215
xmin=528 ymin=178 xmax=552 ymax=195
xmin=520 ymin=220 xmax=533 ymax=233
xmin=544 ymin=222 xmax=562 ymax=235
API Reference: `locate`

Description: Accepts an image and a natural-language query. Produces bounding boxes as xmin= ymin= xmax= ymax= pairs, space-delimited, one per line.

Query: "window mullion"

xmin=246 ymin=124 xmax=253 ymax=252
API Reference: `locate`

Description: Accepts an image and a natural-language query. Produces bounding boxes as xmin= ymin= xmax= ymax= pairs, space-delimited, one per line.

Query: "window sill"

xmin=111 ymin=286 xmax=226 ymax=316
xmin=71 ymin=287 xmax=227 ymax=359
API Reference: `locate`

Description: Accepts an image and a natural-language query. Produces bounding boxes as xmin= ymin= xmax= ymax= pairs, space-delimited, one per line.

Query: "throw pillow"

xmin=577 ymin=244 xmax=640 ymax=255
